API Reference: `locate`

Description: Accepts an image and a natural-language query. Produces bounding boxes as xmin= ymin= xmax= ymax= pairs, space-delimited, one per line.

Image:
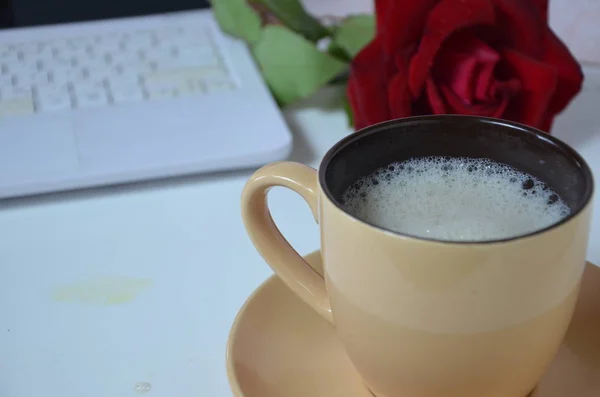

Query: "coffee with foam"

xmin=342 ymin=157 xmax=571 ymax=242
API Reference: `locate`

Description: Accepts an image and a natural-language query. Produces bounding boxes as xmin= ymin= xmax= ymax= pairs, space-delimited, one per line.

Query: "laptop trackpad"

xmin=75 ymin=109 xmax=211 ymax=171
xmin=0 ymin=117 xmax=79 ymax=185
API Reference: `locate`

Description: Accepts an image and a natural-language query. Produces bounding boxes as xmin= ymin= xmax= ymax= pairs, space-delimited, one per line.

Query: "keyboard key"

xmin=187 ymin=66 xmax=230 ymax=82
xmin=204 ymin=81 xmax=235 ymax=93
xmin=146 ymin=85 xmax=178 ymax=100
xmin=1 ymin=52 xmax=19 ymax=66
xmin=154 ymin=26 xmax=184 ymax=41
xmin=73 ymin=83 xmax=108 ymax=108
xmin=145 ymin=66 xmax=229 ymax=82
xmin=0 ymin=75 xmax=12 ymax=89
xmin=50 ymin=68 xmax=77 ymax=85
xmin=0 ymin=86 xmax=34 ymax=116
xmin=144 ymin=73 xmax=201 ymax=98
xmin=144 ymin=70 xmax=205 ymax=95
xmin=0 ymin=98 xmax=34 ymax=116
xmin=182 ymin=34 xmax=212 ymax=47
xmin=13 ymin=70 xmax=50 ymax=87
xmin=108 ymin=66 xmax=139 ymax=83
xmin=85 ymin=72 xmax=109 ymax=85
xmin=111 ymin=50 xmax=140 ymax=66
xmin=3 ymin=86 xmax=33 ymax=101
xmin=35 ymin=86 xmax=72 ymax=112
xmin=66 ymin=36 xmax=94 ymax=50
xmin=128 ymin=30 xmax=153 ymax=49
xmin=176 ymin=49 xmax=221 ymax=68
xmin=109 ymin=81 xmax=144 ymax=103
xmin=0 ymin=22 xmax=234 ymax=115
xmin=95 ymin=40 xmax=122 ymax=54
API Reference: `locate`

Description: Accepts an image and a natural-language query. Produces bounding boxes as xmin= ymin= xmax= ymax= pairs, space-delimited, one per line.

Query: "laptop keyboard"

xmin=0 ymin=24 xmax=236 ymax=117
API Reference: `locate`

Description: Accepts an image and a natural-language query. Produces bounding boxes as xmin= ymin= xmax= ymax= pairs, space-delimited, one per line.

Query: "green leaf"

xmin=211 ymin=0 xmax=262 ymax=45
xmin=333 ymin=15 xmax=375 ymax=58
xmin=327 ymin=41 xmax=352 ymax=63
xmin=253 ymin=26 xmax=347 ymax=106
xmin=253 ymin=0 xmax=329 ymax=42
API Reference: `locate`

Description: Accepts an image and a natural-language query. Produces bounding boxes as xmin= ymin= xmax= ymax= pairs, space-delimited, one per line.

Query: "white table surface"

xmin=2 ymin=73 xmax=600 ymax=397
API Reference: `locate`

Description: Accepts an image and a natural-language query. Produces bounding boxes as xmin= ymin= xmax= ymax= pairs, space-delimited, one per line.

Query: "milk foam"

xmin=342 ymin=157 xmax=571 ymax=241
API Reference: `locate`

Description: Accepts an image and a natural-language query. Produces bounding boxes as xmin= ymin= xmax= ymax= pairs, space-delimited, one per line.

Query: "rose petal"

xmin=490 ymin=0 xmax=546 ymax=57
xmin=475 ymin=63 xmax=496 ymax=101
xmin=348 ymin=38 xmax=392 ymax=129
xmin=440 ymin=84 xmax=509 ymax=117
xmin=379 ymin=0 xmax=440 ymax=55
xmin=408 ymin=0 xmax=496 ymax=97
xmin=437 ymin=51 xmax=478 ymax=104
xmin=540 ymin=114 xmax=554 ymax=132
xmin=530 ymin=0 xmax=548 ymax=21
xmin=488 ymin=78 xmax=521 ymax=100
xmin=426 ymin=78 xmax=448 ymax=114
xmin=374 ymin=0 xmax=394 ymax=33
xmin=387 ymin=54 xmax=413 ymax=118
xmin=434 ymin=35 xmax=500 ymax=104
xmin=472 ymin=41 xmax=501 ymax=101
xmin=387 ymin=75 xmax=414 ymax=119
xmin=502 ymin=48 xmax=558 ymax=129
xmin=541 ymin=29 xmax=584 ymax=114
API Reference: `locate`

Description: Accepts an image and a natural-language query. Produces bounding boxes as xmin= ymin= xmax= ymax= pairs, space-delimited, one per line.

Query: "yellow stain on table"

xmin=52 ymin=277 xmax=154 ymax=305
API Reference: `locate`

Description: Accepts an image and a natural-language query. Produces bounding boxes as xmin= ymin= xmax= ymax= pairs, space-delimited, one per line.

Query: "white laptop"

xmin=0 ymin=0 xmax=292 ymax=199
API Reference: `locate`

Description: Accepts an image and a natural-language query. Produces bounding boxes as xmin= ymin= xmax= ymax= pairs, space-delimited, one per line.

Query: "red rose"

xmin=347 ymin=0 xmax=584 ymax=132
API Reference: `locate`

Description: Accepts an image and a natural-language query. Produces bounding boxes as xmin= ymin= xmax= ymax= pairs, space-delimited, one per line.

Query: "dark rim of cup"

xmin=319 ymin=115 xmax=594 ymax=244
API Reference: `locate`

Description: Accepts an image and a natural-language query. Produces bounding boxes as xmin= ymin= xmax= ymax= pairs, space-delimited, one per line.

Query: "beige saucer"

xmin=226 ymin=251 xmax=600 ymax=397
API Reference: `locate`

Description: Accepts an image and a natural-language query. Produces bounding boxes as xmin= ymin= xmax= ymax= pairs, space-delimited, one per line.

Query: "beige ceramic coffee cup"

xmin=241 ymin=115 xmax=594 ymax=397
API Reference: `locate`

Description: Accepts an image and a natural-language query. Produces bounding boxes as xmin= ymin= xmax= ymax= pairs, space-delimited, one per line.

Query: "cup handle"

xmin=241 ymin=161 xmax=333 ymax=324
